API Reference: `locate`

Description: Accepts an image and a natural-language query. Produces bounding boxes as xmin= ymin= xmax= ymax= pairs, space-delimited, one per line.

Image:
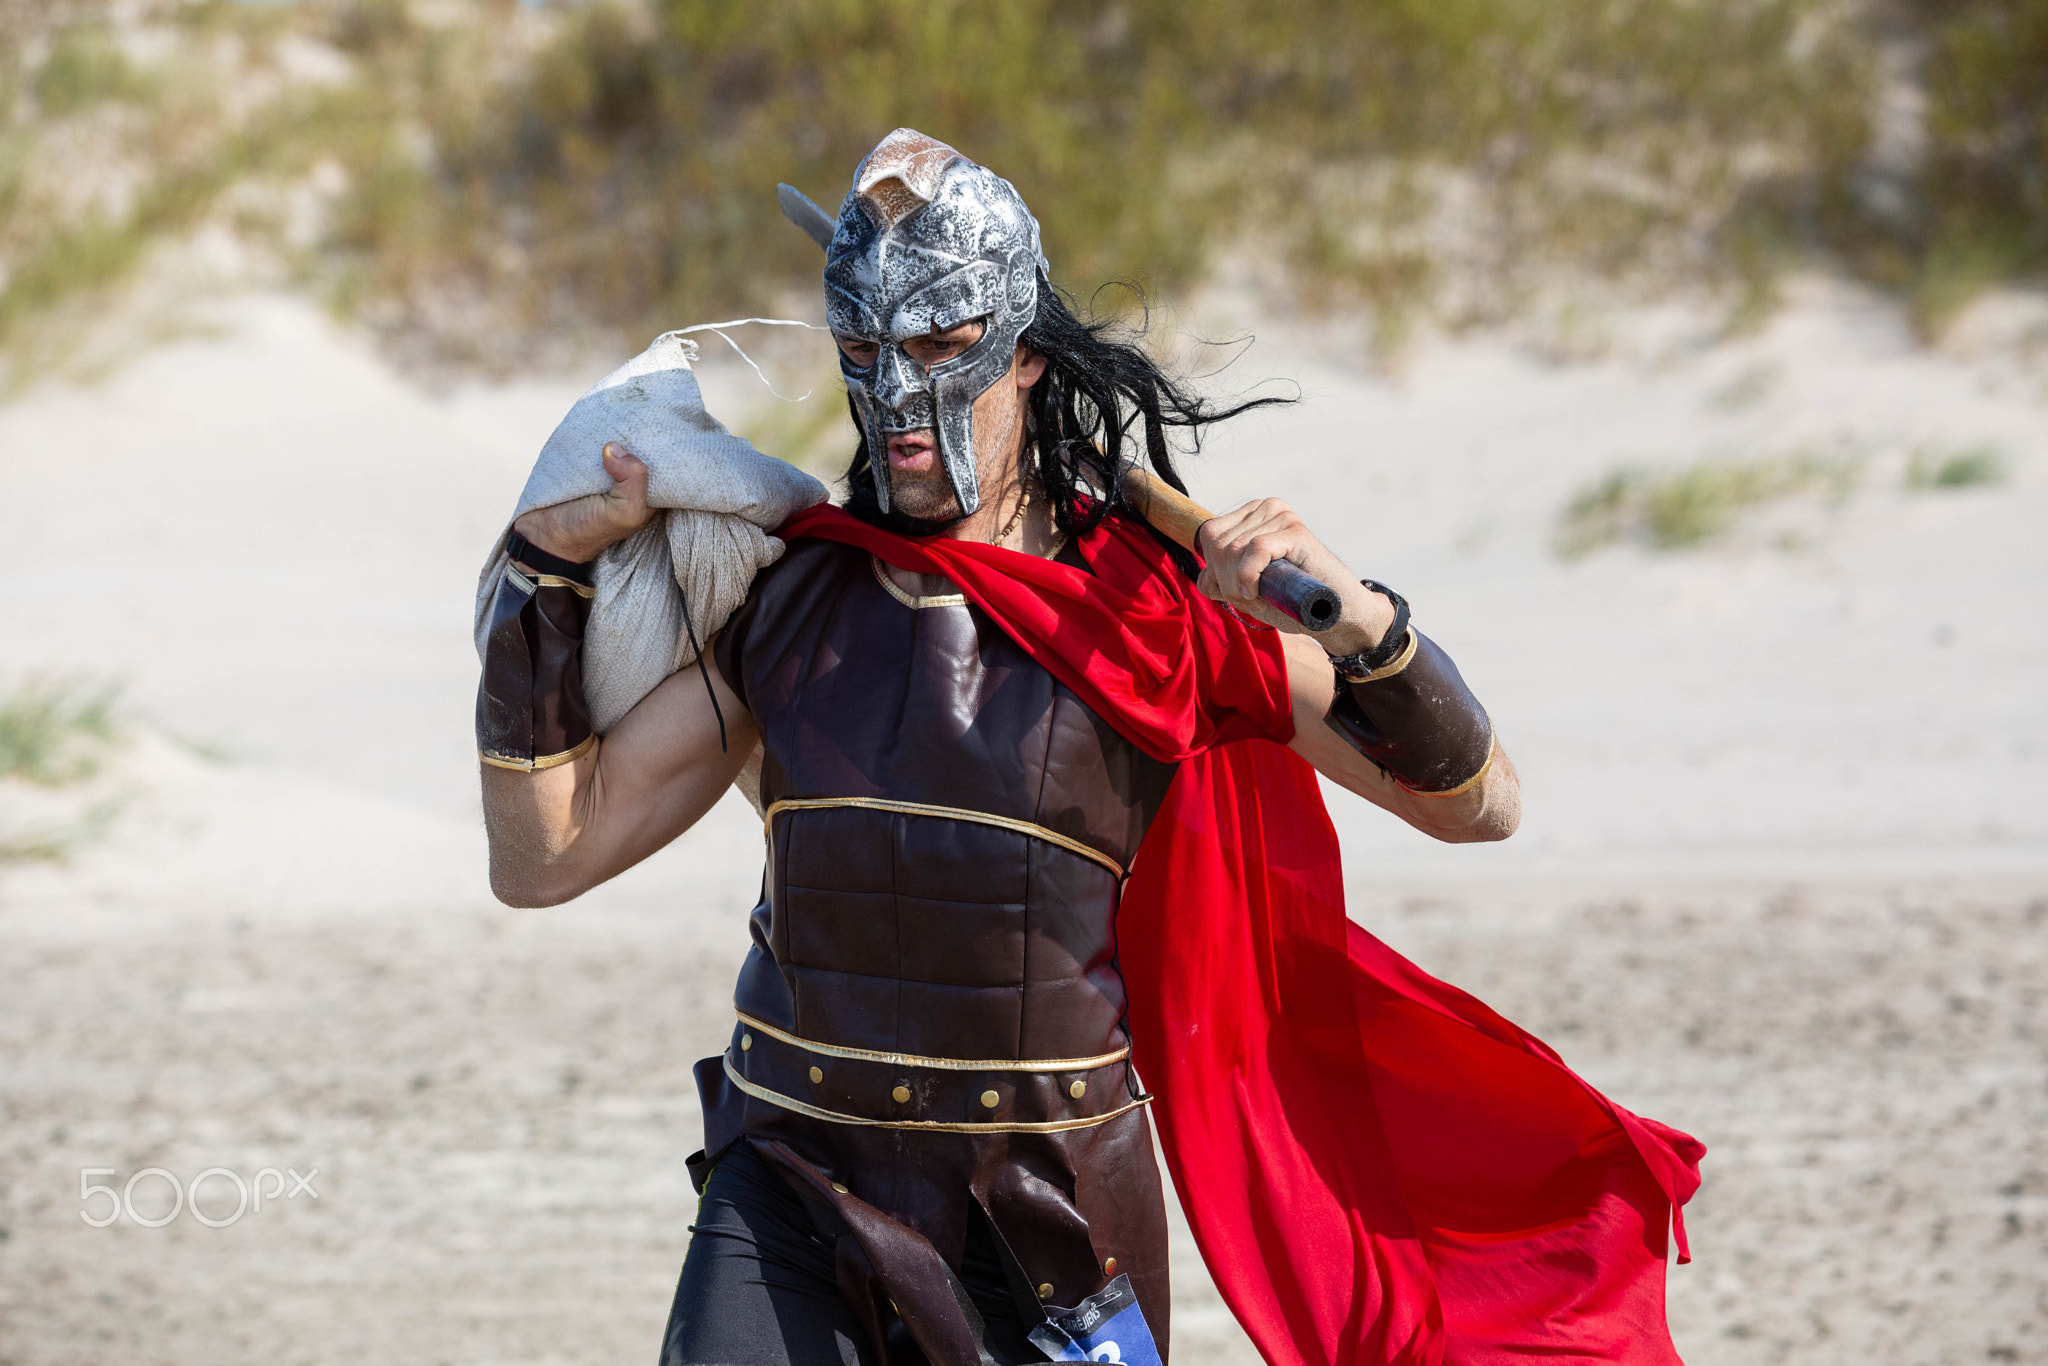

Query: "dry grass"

xmin=1555 ymin=451 xmax=1862 ymax=558
xmin=1906 ymin=444 xmax=2006 ymax=489
xmin=0 ymin=677 xmax=121 ymax=787
xmin=1894 ymin=0 xmax=2048 ymax=335
xmin=0 ymin=2 xmax=303 ymax=387
xmin=0 ymin=0 xmax=2044 ymax=375
xmin=316 ymin=0 xmax=1880 ymax=363
xmin=0 ymin=676 xmax=125 ymax=864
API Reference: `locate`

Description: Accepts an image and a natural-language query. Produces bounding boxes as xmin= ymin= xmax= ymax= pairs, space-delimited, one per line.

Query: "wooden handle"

xmin=1116 ymin=466 xmax=1345 ymax=632
xmin=1116 ymin=465 xmax=1212 ymax=552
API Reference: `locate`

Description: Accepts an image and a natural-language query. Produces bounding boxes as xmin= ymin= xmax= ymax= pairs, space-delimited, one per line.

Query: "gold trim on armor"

xmin=1395 ymin=730 xmax=1497 ymax=799
xmin=723 ymin=1056 xmax=1151 ymax=1134
xmin=502 ymin=562 xmax=596 ymax=599
xmin=1334 ymin=627 xmax=1419 ymax=683
xmin=871 ymin=556 xmax=968 ymax=610
xmin=763 ymin=796 xmax=1126 ymax=881
xmin=531 ymin=573 xmax=596 ymax=598
xmin=735 ymin=1011 xmax=1132 ymax=1073
xmin=478 ymin=732 xmax=597 ymax=773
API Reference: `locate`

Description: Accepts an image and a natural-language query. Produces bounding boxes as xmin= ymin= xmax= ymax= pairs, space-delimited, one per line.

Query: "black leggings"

xmin=658 ymin=1144 xmax=1043 ymax=1366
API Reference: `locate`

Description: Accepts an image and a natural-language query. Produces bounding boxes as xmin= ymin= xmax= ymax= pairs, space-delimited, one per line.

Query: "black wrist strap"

xmin=506 ymin=529 xmax=595 ymax=586
xmin=1327 ymin=580 xmax=1411 ymax=679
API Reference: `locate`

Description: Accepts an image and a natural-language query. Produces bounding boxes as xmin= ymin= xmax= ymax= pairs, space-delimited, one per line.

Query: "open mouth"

xmin=886 ymin=430 xmax=937 ymax=474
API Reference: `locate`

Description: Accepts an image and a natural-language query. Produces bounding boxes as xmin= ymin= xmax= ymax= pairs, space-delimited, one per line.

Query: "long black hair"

xmin=842 ymin=280 xmax=1294 ymax=577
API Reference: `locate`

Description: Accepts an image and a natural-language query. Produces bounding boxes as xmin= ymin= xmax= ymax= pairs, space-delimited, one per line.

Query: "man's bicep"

xmin=580 ymin=646 xmax=759 ymax=877
xmin=601 ymin=649 xmax=753 ymax=788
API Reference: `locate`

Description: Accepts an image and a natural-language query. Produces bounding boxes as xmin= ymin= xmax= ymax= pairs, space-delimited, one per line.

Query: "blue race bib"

xmin=1027 ymin=1274 xmax=1163 ymax=1366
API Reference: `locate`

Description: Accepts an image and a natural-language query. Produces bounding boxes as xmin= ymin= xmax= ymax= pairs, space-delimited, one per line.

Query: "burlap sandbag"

xmin=473 ymin=332 xmax=827 ymax=734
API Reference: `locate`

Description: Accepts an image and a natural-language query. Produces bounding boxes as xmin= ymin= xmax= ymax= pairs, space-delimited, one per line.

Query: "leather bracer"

xmin=1324 ymin=629 xmax=1494 ymax=794
xmin=476 ymin=560 xmax=595 ymax=771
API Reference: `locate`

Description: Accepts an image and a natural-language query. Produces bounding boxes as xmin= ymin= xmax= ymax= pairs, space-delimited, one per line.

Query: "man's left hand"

xmin=1195 ymin=497 xmax=1396 ymax=656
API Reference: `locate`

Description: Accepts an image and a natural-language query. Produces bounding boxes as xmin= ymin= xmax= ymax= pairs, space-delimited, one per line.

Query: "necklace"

xmin=993 ymin=483 xmax=1031 ymax=547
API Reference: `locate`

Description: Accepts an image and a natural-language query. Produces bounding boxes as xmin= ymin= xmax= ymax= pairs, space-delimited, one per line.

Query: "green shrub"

xmin=1906 ymin=0 xmax=2048 ymax=332
xmin=32 ymin=23 xmax=152 ymax=116
xmin=1556 ymin=452 xmax=1861 ymax=557
xmin=0 ymin=676 xmax=128 ymax=864
xmin=3 ymin=0 xmax=2047 ymax=370
xmin=1906 ymin=445 xmax=2006 ymax=489
xmin=0 ymin=677 xmax=123 ymax=787
xmin=311 ymin=0 xmax=1877 ymax=360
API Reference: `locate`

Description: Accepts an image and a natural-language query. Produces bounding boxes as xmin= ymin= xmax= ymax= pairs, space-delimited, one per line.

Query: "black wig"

xmin=841 ymin=281 xmax=1292 ymax=577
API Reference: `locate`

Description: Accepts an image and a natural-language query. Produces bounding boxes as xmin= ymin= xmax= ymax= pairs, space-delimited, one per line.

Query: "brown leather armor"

xmin=476 ymin=557 xmax=597 ymax=772
xmin=1325 ymin=629 xmax=1494 ymax=792
xmin=700 ymin=537 xmax=1180 ymax=1357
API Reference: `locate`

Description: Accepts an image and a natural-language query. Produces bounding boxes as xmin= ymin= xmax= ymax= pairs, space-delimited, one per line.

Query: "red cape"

xmin=781 ymin=504 xmax=1704 ymax=1365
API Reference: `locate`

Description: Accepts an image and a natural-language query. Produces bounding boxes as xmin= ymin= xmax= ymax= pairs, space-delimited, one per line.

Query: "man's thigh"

xmin=659 ymin=1146 xmax=864 ymax=1366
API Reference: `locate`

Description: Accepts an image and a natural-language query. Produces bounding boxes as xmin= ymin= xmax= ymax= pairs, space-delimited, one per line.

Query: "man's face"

xmin=836 ymin=318 xmax=1027 ymax=524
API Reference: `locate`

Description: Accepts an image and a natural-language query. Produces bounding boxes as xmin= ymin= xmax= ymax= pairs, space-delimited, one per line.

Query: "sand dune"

xmin=0 ymin=285 xmax=2041 ymax=1364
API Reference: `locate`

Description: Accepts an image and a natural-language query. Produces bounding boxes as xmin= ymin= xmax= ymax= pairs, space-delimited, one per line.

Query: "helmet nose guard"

xmin=823 ymin=129 xmax=1048 ymax=520
xmin=869 ymin=343 xmax=927 ymax=422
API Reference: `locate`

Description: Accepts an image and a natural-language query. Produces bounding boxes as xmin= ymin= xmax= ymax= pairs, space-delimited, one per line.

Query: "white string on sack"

xmin=660 ymin=317 xmax=829 ymax=402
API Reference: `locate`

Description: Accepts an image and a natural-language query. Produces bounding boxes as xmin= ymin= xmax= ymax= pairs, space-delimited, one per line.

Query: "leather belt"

xmin=725 ymin=1014 xmax=1149 ymax=1134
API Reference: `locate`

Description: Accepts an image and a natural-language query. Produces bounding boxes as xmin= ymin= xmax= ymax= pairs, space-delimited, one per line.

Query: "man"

xmin=478 ymin=131 xmax=1693 ymax=1366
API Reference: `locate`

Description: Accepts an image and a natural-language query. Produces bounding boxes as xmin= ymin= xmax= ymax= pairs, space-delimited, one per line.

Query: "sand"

xmin=0 ymin=282 xmax=2043 ymax=1364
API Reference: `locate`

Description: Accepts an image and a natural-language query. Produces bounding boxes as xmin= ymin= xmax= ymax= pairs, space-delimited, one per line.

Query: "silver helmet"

xmin=824 ymin=129 xmax=1048 ymax=517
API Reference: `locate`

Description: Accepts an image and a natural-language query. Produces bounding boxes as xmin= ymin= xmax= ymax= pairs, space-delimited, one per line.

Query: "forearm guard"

xmin=1324 ymin=629 xmax=1494 ymax=794
xmin=476 ymin=560 xmax=596 ymax=771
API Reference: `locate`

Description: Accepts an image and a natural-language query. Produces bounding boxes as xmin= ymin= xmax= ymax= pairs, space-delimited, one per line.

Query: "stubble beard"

xmin=884 ymin=462 xmax=967 ymax=525
xmin=875 ymin=374 xmax=1027 ymax=536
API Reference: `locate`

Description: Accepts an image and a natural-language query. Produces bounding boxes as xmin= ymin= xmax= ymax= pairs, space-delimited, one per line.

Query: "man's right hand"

xmin=512 ymin=441 xmax=656 ymax=565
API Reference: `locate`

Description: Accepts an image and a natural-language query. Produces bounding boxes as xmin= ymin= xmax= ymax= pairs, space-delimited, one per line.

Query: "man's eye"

xmin=837 ymin=339 xmax=879 ymax=365
xmin=905 ymin=329 xmax=978 ymax=363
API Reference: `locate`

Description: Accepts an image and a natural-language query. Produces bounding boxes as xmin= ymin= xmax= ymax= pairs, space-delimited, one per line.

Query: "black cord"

xmin=678 ymin=588 xmax=727 ymax=753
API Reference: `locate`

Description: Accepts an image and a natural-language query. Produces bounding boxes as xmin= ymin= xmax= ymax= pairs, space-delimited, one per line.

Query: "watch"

xmin=1326 ymin=580 xmax=1411 ymax=682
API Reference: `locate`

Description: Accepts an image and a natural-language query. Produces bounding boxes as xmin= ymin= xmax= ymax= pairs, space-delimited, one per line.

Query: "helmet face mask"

xmin=824 ymin=130 xmax=1047 ymax=518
